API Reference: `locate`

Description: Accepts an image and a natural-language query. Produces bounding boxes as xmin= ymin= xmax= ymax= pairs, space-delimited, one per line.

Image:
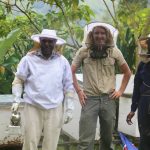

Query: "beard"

xmin=89 ymin=44 xmax=110 ymax=59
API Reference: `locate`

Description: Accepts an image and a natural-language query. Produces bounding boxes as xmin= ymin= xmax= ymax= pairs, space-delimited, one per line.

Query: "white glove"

xmin=64 ymin=110 xmax=73 ymax=124
xmin=64 ymin=98 xmax=74 ymax=124
xmin=11 ymin=102 xmax=19 ymax=112
xmin=11 ymin=82 xmax=23 ymax=112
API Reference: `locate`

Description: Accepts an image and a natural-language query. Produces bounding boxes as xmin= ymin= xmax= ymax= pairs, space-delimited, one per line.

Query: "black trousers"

xmin=138 ymin=95 xmax=150 ymax=150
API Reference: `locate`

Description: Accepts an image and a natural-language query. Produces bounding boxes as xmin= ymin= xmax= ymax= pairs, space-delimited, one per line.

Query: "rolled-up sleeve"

xmin=113 ymin=48 xmax=126 ymax=66
xmin=15 ymin=57 xmax=29 ymax=81
xmin=72 ymin=47 xmax=87 ymax=68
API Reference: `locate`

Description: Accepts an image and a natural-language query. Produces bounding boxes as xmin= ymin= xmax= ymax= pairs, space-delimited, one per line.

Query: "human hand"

xmin=110 ymin=90 xmax=122 ymax=99
xmin=77 ymin=90 xmax=87 ymax=106
xmin=126 ymin=112 xmax=135 ymax=125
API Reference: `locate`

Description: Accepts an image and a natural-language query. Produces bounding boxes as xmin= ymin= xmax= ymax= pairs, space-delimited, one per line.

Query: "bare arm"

xmin=111 ymin=63 xmax=131 ymax=99
xmin=71 ymin=64 xmax=87 ymax=106
xmin=71 ymin=64 xmax=81 ymax=93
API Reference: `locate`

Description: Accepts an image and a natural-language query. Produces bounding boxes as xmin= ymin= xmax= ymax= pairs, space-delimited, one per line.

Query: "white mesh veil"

xmin=82 ymin=22 xmax=119 ymax=47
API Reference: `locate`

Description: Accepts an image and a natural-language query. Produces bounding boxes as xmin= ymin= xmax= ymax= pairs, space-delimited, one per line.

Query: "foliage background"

xmin=0 ymin=0 xmax=150 ymax=94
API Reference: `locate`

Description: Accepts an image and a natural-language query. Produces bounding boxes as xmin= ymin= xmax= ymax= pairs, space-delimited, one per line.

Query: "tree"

xmin=102 ymin=0 xmax=150 ymax=72
xmin=0 ymin=0 xmax=94 ymax=93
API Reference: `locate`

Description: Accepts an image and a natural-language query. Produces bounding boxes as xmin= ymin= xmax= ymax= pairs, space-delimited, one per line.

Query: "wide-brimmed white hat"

xmin=31 ymin=29 xmax=66 ymax=45
xmin=82 ymin=22 xmax=119 ymax=47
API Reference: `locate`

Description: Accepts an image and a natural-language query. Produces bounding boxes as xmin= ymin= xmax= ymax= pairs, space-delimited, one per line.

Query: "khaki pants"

xmin=78 ymin=95 xmax=116 ymax=150
xmin=22 ymin=103 xmax=63 ymax=150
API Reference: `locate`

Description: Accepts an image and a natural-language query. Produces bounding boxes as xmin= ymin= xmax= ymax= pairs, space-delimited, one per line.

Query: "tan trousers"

xmin=22 ymin=103 xmax=63 ymax=150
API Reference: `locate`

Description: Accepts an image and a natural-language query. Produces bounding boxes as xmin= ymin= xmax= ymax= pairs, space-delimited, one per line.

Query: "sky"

xmin=83 ymin=0 xmax=119 ymax=22
xmin=32 ymin=0 xmax=118 ymax=24
xmin=148 ymin=0 xmax=150 ymax=7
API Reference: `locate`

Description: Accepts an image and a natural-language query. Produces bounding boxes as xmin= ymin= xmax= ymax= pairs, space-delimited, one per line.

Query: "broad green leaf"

xmin=2 ymin=55 xmax=20 ymax=67
xmin=0 ymin=28 xmax=20 ymax=64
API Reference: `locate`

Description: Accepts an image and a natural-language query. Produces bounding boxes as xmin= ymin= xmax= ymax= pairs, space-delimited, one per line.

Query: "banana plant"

xmin=0 ymin=28 xmax=20 ymax=63
xmin=117 ymin=27 xmax=136 ymax=73
xmin=0 ymin=29 xmax=20 ymax=94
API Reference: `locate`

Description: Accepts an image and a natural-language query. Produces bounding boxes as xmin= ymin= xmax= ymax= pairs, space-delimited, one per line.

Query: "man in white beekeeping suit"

xmin=11 ymin=29 xmax=75 ymax=150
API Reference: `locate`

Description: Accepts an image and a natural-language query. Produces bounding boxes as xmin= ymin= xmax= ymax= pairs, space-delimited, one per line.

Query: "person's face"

xmin=40 ymin=37 xmax=57 ymax=58
xmin=92 ymin=27 xmax=107 ymax=45
xmin=139 ymin=39 xmax=148 ymax=50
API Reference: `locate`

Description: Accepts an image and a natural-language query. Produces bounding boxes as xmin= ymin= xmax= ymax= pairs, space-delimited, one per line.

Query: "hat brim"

xmin=86 ymin=22 xmax=118 ymax=36
xmin=31 ymin=34 xmax=66 ymax=45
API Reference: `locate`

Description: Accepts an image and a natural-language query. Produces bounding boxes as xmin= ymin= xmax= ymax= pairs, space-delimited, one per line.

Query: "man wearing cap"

xmin=11 ymin=29 xmax=75 ymax=150
xmin=71 ymin=22 xmax=131 ymax=150
xmin=127 ymin=35 xmax=150 ymax=150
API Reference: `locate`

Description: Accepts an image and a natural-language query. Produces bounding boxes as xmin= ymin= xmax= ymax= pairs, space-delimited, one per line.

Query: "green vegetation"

xmin=0 ymin=0 xmax=150 ymax=93
xmin=102 ymin=0 xmax=150 ymax=73
xmin=0 ymin=1 xmax=147 ymax=149
xmin=0 ymin=0 xmax=94 ymax=94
